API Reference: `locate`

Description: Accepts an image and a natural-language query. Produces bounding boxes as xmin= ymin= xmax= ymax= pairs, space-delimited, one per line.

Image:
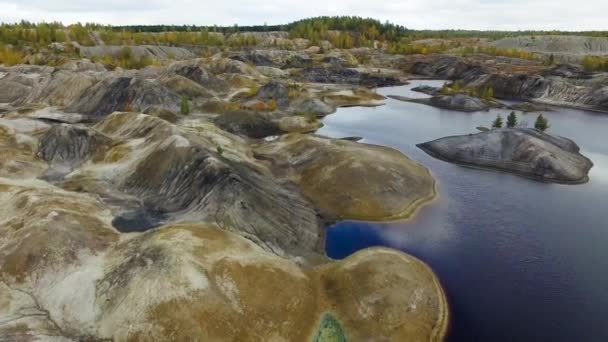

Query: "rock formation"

xmin=0 ymin=44 xmax=461 ymax=342
xmin=389 ymin=93 xmax=498 ymax=112
xmin=418 ymin=128 xmax=593 ymax=184
xmin=0 ymin=109 xmax=448 ymax=340
xmin=408 ymin=55 xmax=608 ymax=112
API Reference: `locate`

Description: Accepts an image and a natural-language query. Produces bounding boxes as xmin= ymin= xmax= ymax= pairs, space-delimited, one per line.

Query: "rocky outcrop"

xmin=492 ymin=35 xmax=608 ymax=62
xmin=255 ymin=65 xmax=288 ymax=78
xmin=410 ymin=55 xmax=479 ymax=79
xmin=278 ymin=116 xmax=323 ymax=133
xmin=143 ymin=105 xmax=181 ymax=123
xmin=230 ymin=49 xmax=310 ymax=69
xmin=38 ymin=124 xmax=113 ymax=179
xmin=321 ymin=88 xmax=386 ymax=108
xmin=299 ymin=67 xmax=406 ymax=87
xmin=408 ymin=55 xmax=608 ymax=112
xmin=0 ymin=80 xmax=31 ymax=103
xmin=418 ymin=128 xmax=593 ymax=184
xmin=159 ymin=75 xmax=217 ymax=99
xmin=508 ymin=102 xmax=553 ymax=112
xmin=411 ymin=85 xmax=441 ymax=95
xmin=0 ymin=120 xmax=47 ymax=178
xmin=64 ymin=76 xmax=183 ymax=117
xmin=79 ymin=45 xmax=196 ymax=60
xmin=389 ymin=93 xmax=498 ymax=112
xmin=43 ymin=112 xmax=318 ymax=260
xmin=64 ymin=76 xmax=132 ymax=117
xmin=288 ymin=97 xmax=336 ymax=116
xmin=165 ymin=59 xmax=228 ymax=91
xmin=256 ymin=134 xmax=437 ymax=221
xmin=467 ymin=70 xmax=608 ymax=112
xmin=214 ymin=110 xmax=281 ymax=138
xmin=255 ymin=80 xmax=290 ymax=108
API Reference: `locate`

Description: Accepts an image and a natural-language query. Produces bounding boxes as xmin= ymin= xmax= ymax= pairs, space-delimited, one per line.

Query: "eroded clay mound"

xmin=418 ymin=128 xmax=593 ymax=184
xmin=1 ymin=217 xmax=447 ymax=341
xmin=256 ymin=134 xmax=437 ymax=221
xmin=53 ymin=112 xmax=324 ymax=259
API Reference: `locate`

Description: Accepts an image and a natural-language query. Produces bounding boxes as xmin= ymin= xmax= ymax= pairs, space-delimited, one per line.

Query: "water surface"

xmin=319 ymin=81 xmax=608 ymax=341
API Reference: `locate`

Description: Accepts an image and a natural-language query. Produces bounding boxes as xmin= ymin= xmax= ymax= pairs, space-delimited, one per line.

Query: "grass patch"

xmin=313 ymin=314 xmax=347 ymax=342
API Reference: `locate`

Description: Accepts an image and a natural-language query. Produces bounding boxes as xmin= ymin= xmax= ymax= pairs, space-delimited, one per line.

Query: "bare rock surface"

xmin=299 ymin=66 xmax=406 ymax=86
xmin=492 ymin=35 xmax=608 ymax=62
xmin=213 ymin=110 xmax=281 ymax=138
xmin=409 ymin=55 xmax=608 ymax=112
xmin=418 ymin=128 xmax=593 ymax=184
xmin=278 ymin=116 xmax=324 ymax=133
xmin=38 ymin=124 xmax=113 ymax=179
xmin=79 ymin=45 xmax=196 ymax=60
xmin=389 ymin=93 xmax=496 ymax=112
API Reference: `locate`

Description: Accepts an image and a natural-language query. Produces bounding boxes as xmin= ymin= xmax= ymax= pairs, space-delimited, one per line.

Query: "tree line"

xmin=492 ymin=112 xmax=549 ymax=131
xmin=581 ymin=56 xmax=608 ymax=72
xmin=3 ymin=17 xmax=608 ymax=49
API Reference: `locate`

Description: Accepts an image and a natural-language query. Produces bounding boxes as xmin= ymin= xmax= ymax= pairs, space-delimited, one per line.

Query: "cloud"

xmin=0 ymin=0 xmax=605 ymax=30
xmin=11 ymin=0 xmax=166 ymax=12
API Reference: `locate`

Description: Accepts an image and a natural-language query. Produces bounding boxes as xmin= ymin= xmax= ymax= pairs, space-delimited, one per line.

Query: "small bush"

xmin=245 ymin=85 xmax=259 ymax=97
xmin=180 ymin=96 xmax=191 ymax=115
xmin=0 ymin=47 xmax=24 ymax=66
xmin=492 ymin=114 xmax=503 ymax=128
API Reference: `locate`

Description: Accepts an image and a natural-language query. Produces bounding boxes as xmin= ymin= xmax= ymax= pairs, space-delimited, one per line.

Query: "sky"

xmin=0 ymin=0 xmax=606 ymax=31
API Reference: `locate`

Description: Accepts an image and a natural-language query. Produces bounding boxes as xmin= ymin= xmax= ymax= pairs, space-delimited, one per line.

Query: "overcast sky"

xmin=0 ymin=0 xmax=606 ymax=31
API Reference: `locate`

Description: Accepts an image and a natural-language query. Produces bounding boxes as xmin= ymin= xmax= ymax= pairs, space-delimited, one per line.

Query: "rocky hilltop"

xmin=389 ymin=93 xmax=499 ymax=112
xmin=418 ymin=128 xmax=593 ymax=184
xmin=409 ymin=55 xmax=608 ymax=113
xmin=492 ymin=35 xmax=608 ymax=62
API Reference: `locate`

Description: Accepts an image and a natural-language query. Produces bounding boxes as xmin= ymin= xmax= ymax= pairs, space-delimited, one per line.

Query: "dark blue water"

xmin=319 ymin=81 xmax=608 ymax=341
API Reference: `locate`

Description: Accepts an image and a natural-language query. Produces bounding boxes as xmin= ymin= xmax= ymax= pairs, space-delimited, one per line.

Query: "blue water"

xmin=319 ymin=81 xmax=608 ymax=341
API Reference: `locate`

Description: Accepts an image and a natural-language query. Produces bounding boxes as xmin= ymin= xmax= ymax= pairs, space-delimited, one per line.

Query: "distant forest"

xmin=2 ymin=16 xmax=608 ymax=46
xmin=1 ymin=16 xmax=608 ymax=70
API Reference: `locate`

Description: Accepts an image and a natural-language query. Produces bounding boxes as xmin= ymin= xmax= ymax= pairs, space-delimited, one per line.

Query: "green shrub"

xmin=534 ymin=114 xmax=549 ymax=131
xmin=180 ymin=96 xmax=191 ymax=115
xmin=492 ymin=114 xmax=503 ymax=128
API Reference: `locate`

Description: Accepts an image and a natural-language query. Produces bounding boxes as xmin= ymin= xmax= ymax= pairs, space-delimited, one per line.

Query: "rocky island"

xmin=389 ymin=93 xmax=499 ymax=112
xmin=418 ymin=128 xmax=593 ymax=184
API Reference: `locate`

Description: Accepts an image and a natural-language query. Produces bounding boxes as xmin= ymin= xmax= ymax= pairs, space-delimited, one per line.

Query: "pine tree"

xmin=492 ymin=114 xmax=503 ymax=129
xmin=534 ymin=114 xmax=549 ymax=131
xmin=180 ymin=96 xmax=190 ymax=115
xmin=506 ymin=111 xmax=518 ymax=128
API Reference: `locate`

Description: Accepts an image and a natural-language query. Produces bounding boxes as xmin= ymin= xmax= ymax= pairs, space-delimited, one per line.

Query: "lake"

xmin=318 ymin=81 xmax=608 ymax=341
